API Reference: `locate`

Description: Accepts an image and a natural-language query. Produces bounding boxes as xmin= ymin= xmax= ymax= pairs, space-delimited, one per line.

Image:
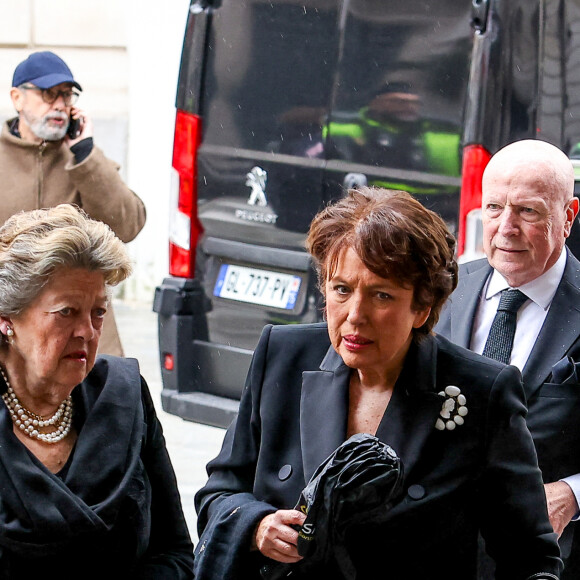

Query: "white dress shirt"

xmin=470 ymin=249 xmax=567 ymax=368
xmin=470 ymin=248 xmax=580 ymax=510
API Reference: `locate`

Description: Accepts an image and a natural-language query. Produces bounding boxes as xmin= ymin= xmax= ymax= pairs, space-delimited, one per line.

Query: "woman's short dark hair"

xmin=306 ymin=187 xmax=458 ymax=336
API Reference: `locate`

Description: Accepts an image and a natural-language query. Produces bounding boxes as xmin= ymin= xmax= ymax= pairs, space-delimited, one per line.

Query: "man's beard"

xmin=22 ymin=111 xmax=68 ymax=141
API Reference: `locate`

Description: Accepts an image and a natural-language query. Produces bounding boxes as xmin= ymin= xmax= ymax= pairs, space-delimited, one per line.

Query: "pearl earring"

xmin=5 ymin=327 xmax=13 ymax=337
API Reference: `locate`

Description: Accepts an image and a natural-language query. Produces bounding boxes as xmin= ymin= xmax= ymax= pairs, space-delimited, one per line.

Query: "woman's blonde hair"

xmin=0 ymin=204 xmax=132 ymax=316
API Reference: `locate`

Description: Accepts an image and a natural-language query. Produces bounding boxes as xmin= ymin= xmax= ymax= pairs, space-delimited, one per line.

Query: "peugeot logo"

xmin=245 ymin=166 xmax=267 ymax=206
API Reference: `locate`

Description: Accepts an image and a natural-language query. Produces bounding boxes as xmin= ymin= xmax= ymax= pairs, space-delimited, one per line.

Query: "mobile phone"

xmin=67 ymin=115 xmax=81 ymax=139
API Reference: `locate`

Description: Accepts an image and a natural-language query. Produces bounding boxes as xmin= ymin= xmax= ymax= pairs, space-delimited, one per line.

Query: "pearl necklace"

xmin=0 ymin=368 xmax=73 ymax=444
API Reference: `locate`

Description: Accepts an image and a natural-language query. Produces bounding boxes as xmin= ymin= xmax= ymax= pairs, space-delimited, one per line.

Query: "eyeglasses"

xmin=19 ymin=84 xmax=80 ymax=106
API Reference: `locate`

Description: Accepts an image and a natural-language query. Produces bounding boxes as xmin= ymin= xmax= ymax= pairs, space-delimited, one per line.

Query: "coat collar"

xmin=0 ymin=356 xmax=144 ymax=554
xmin=449 ymin=253 xmax=580 ymax=397
xmin=448 ymin=259 xmax=491 ymax=348
xmin=300 ymin=336 xmax=442 ymax=483
xmin=522 ymin=251 xmax=580 ymax=397
xmin=2 ymin=118 xmax=62 ymax=151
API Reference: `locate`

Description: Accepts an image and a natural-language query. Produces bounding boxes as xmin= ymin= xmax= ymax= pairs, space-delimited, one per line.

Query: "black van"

xmin=153 ymin=0 xmax=580 ymax=428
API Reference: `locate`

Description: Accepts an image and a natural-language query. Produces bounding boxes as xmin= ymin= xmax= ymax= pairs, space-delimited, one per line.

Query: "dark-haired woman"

xmin=194 ymin=187 xmax=561 ymax=580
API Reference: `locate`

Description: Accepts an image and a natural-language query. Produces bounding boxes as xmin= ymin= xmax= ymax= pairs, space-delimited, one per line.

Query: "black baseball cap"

xmin=12 ymin=51 xmax=82 ymax=91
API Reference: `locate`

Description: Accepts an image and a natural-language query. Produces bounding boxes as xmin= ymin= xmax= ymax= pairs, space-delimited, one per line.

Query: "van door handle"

xmin=191 ymin=0 xmax=220 ymax=13
xmin=471 ymin=0 xmax=490 ymax=33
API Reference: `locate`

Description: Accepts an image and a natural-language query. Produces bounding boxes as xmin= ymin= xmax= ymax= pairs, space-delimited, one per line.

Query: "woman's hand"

xmin=254 ymin=509 xmax=306 ymax=563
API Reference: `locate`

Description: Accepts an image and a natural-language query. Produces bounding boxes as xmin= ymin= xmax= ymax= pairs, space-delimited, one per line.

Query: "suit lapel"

xmin=300 ymin=346 xmax=349 ymax=482
xmin=375 ymin=336 xmax=443 ymax=479
xmin=523 ymin=252 xmax=580 ymax=398
xmin=449 ymin=262 xmax=491 ymax=348
xmin=301 ymin=337 xmax=444 ymax=484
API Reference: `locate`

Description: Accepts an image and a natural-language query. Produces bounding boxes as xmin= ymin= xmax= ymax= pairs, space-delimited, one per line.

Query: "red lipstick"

xmin=342 ymin=335 xmax=373 ymax=351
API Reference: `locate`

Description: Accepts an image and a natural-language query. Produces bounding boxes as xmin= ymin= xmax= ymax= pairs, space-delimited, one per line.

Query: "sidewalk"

xmin=114 ymin=298 xmax=226 ymax=541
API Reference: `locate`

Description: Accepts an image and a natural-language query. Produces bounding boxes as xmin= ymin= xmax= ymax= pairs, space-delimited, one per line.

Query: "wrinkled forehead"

xmin=325 ymin=242 xmax=355 ymax=280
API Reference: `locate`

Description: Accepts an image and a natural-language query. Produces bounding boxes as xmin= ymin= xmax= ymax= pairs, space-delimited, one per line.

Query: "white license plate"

xmin=214 ymin=264 xmax=302 ymax=310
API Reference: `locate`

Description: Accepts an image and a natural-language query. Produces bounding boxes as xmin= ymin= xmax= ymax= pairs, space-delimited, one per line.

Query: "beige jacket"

xmin=0 ymin=119 xmax=147 ymax=355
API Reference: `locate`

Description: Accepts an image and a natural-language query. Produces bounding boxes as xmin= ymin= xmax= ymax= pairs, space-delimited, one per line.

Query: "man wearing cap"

xmin=0 ymin=51 xmax=146 ymax=356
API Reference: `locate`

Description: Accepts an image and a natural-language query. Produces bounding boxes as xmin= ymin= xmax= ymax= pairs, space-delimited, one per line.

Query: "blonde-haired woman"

xmin=0 ymin=204 xmax=193 ymax=579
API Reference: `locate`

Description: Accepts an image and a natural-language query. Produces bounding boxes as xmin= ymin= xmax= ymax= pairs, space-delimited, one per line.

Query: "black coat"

xmin=436 ymin=251 xmax=580 ymax=576
xmin=194 ymin=323 xmax=561 ymax=580
xmin=0 ymin=356 xmax=194 ymax=579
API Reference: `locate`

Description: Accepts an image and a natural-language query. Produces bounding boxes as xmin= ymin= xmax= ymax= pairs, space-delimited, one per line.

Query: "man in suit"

xmin=435 ymin=139 xmax=580 ymax=575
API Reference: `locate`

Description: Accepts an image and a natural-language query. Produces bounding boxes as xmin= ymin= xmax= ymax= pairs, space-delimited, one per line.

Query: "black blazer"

xmin=194 ymin=323 xmax=561 ymax=580
xmin=436 ymin=251 xmax=580 ymax=572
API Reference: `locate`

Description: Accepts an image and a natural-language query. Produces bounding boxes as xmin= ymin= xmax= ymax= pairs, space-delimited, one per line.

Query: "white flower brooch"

xmin=435 ymin=385 xmax=468 ymax=431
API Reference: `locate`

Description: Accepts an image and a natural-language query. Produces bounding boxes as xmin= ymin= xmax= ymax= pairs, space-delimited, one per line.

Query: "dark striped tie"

xmin=482 ymin=289 xmax=528 ymax=364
